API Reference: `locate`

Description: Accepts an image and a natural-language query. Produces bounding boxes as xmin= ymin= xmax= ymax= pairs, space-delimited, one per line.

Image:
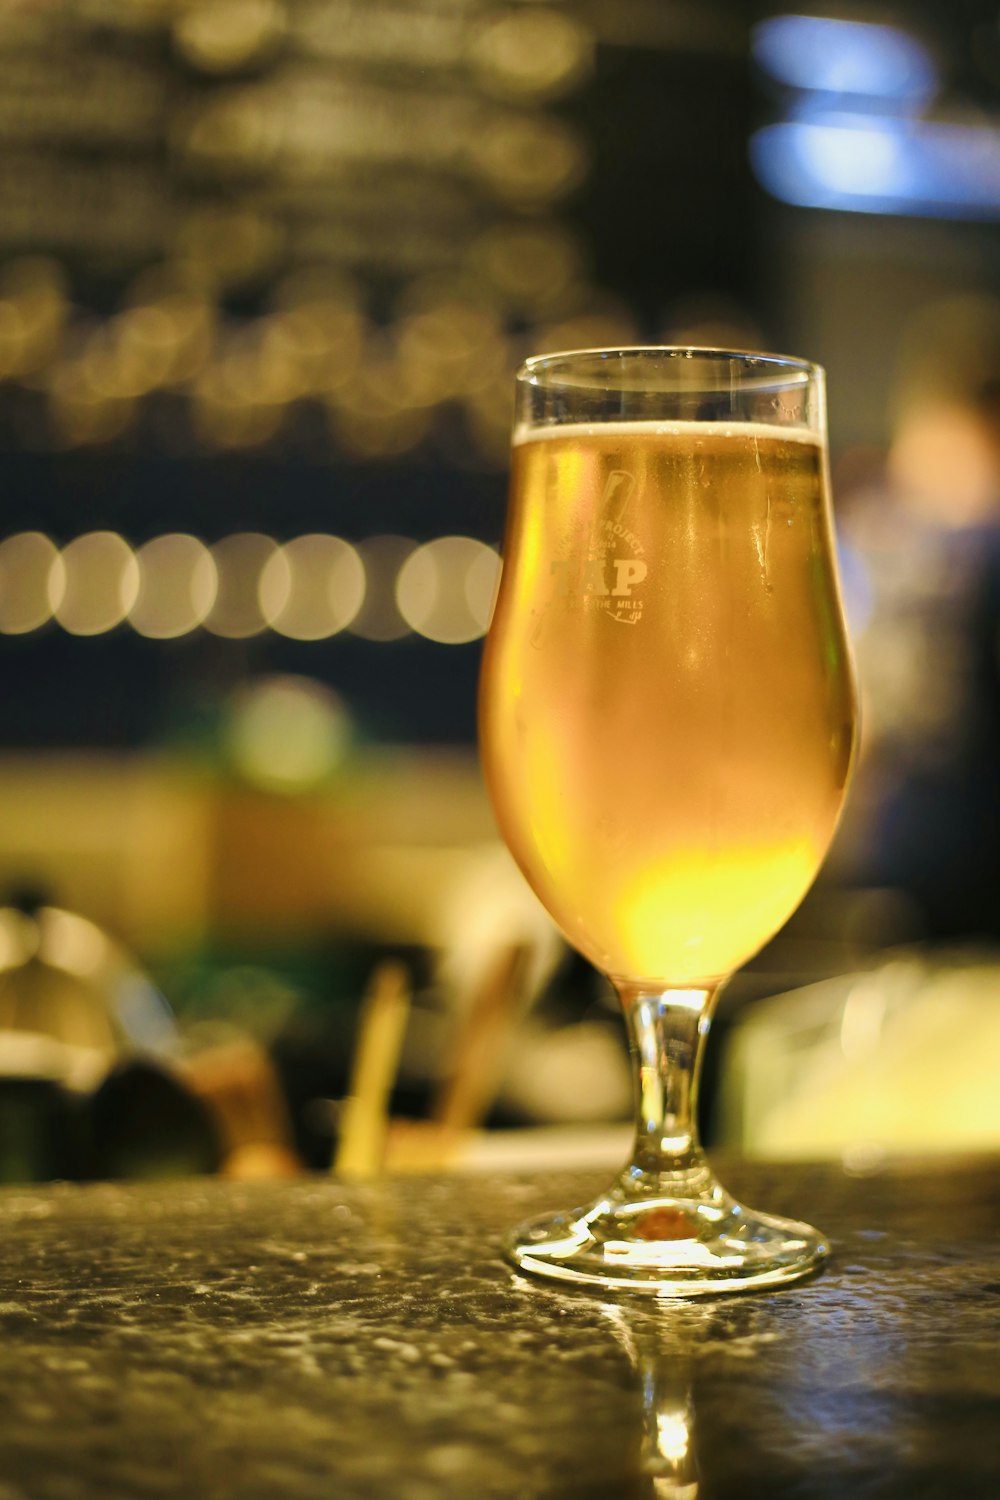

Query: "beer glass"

xmin=479 ymin=348 xmax=857 ymax=1292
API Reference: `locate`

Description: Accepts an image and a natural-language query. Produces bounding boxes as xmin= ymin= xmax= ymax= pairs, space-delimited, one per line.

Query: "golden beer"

xmin=480 ymin=419 xmax=856 ymax=987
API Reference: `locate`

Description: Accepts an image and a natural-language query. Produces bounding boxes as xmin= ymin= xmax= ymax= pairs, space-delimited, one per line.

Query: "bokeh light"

xmin=47 ymin=355 xmax=136 ymax=448
xmin=227 ymin=675 xmax=352 ymax=792
xmin=395 ymin=296 xmax=507 ymax=403
xmin=190 ymin=334 xmax=289 ymax=450
xmin=0 ymin=258 xmax=68 ymax=380
xmin=173 ymin=205 xmax=284 ymax=292
xmin=173 ymin=0 xmax=287 ymax=74
xmin=266 ymin=271 xmax=366 ymax=397
xmin=123 ymin=267 xmax=217 ymax=385
xmin=259 ymin=534 xmax=366 ymax=640
xmin=463 ymin=372 xmax=514 ymax=467
xmin=205 ymin=532 xmax=277 ymax=638
xmin=465 ymin=542 xmax=503 ymax=631
xmin=0 ymin=532 xmax=63 ymax=635
xmin=396 ymin=536 xmax=500 ymax=644
xmin=130 ymin=534 xmax=218 ymax=639
xmin=328 ymin=356 xmax=434 ymax=459
xmin=470 ymin=7 xmax=594 ymax=101
xmin=534 ymin=301 xmax=641 ymax=356
xmin=0 ymin=531 xmax=506 ymax=643
xmin=471 ymin=115 xmax=586 ymax=205
xmin=348 ymin=535 xmax=416 ymax=641
xmin=51 ymin=532 xmax=140 ymax=636
xmin=0 ymin=534 xmax=62 ymax=633
xmin=467 ymin=222 xmax=584 ymax=315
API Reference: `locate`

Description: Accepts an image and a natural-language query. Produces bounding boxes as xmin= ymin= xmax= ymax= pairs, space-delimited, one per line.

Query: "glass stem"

xmin=615 ymin=982 xmax=721 ymax=1199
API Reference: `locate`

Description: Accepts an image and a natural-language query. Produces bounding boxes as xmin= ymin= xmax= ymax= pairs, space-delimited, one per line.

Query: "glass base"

xmin=505 ymin=1183 xmax=829 ymax=1295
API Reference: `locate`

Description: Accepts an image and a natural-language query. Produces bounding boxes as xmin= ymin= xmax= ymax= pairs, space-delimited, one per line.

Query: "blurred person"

xmin=837 ymin=334 xmax=1000 ymax=940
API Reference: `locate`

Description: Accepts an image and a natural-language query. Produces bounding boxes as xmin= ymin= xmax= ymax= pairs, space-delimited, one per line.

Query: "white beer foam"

xmin=513 ymin=419 xmax=821 ymax=447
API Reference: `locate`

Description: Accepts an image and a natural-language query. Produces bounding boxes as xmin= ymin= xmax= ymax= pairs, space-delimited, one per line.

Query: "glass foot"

xmin=505 ymin=1183 xmax=829 ymax=1295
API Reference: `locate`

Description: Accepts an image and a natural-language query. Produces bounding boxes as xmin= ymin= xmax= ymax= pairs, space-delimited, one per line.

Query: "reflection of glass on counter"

xmin=602 ymin=1305 xmax=699 ymax=1500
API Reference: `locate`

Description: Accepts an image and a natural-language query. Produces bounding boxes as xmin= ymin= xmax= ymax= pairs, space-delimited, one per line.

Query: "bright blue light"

xmin=750 ymin=114 xmax=1000 ymax=220
xmin=753 ymin=15 xmax=937 ymax=109
xmin=796 ymin=116 xmax=906 ymax=198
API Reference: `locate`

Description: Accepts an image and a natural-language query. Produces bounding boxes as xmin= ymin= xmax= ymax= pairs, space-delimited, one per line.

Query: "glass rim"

xmin=517 ymin=345 xmax=823 ymax=387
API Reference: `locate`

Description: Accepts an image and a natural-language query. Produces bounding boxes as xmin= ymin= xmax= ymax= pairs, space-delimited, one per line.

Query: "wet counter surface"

xmin=0 ymin=1158 xmax=997 ymax=1499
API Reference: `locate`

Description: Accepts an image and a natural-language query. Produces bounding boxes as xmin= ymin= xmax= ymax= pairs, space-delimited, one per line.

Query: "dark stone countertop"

xmin=0 ymin=1157 xmax=997 ymax=1499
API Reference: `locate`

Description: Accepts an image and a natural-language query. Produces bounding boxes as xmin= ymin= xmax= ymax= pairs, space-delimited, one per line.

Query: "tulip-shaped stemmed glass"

xmin=479 ymin=348 xmax=857 ymax=1292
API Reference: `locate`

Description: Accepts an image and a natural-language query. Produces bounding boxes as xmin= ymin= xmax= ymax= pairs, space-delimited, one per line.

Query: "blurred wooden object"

xmin=184 ymin=1035 xmax=302 ymax=1179
xmin=383 ymin=1118 xmax=462 ymax=1173
xmin=335 ymin=943 xmax=532 ymax=1178
xmin=334 ymin=959 xmax=412 ymax=1180
xmin=432 ymin=941 xmax=529 ymax=1133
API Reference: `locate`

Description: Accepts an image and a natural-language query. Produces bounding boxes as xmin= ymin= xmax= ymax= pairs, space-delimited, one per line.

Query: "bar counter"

xmin=0 ymin=1156 xmax=997 ymax=1499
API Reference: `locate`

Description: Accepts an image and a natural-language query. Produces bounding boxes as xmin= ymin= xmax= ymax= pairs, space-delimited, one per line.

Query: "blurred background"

xmin=1 ymin=0 xmax=999 ymax=1183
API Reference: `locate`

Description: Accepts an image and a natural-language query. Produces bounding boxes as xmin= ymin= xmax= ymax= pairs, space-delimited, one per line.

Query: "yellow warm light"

xmin=205 ymin=533 xmax=276 ymax=638
xmin=615 ymin=844 xmax=820 ymax=985
xmin=174 ymin=205 xmax=284 ymax=290
xmin=0 ymin=257 xmax=68 ymax=379
xmin=82 ymin=321 xmax=168 ymax=401
xmin=655 ymin=1407 xmax=691 ymax=1465
xmin=347 ymin=535 xmax=415 ymax=641
xmin=471 ymin=116 xmax=585 ymax=205
xmin=396 ymin=536 xmax=498 ymax=644
xmin=462 ymin=373 xmax=516 ymax=467
xmin=535 ymin=305 xmax=640 ymax=357
xmin=0 ymin=532 xmax=62 ymax=634
xmin=263 ymin=301 xmax=366 ymax=396
xmin=87 ymin=300 xmax=217 ymax=398
xmin=47 ymin=361 xmax=135 ymax=447
xmin=259 ymin=534 xmax=366 ymax=640
xmin=190 ymin=344 xmax=287 ymax=450
xmin=173 ymin=0 xmax=286 ymax=74
xmin=123 ymin=270 xmax=217 ymax=384
xmin=468 ymin=222 xmax=583 ymax=314
xmin=395 ymin=301 xmax=506 ymax=402
xmin=177 ymin=92 xmax=280 ymax=179
xmin=51 ymin=532 xmax=140 ymax=636
xmin=470 ymin=8 xmax=593 ymax=101
xmin=42 ymin=908 xmax=110 ymax=981
xmin=328 ymin=359 xmax=433 ymax=458
xmin=130 ymin=534 xmax=218 ymax=639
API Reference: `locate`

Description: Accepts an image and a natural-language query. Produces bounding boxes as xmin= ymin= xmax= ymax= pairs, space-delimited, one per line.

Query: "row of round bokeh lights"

xmin=0 ymin=252 xmax=639 ymax=460
xmin=0 ymin=531 xmax=501 ymax=645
